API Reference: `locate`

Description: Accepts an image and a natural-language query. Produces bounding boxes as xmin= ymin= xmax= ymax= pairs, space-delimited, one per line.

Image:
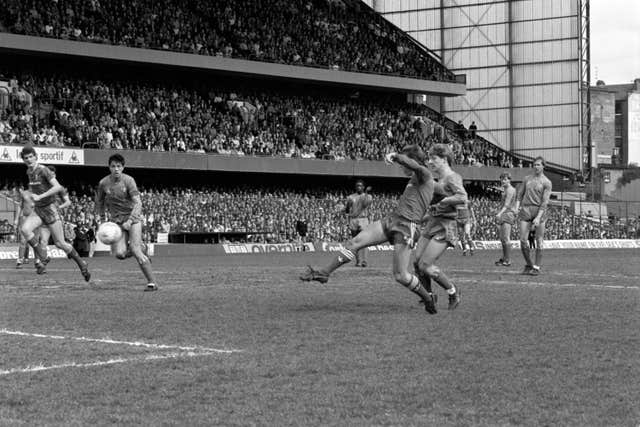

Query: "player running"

xmin=34 ymin=165 xmax=72 ymax=272
xmin=300 ymin=145 xmax=437 ymax=313
xmin=19 ymin=146 xmax=91 ymax=281
xmin=344 ymin=180 xmax=373 ymax=267
xmin=515 ymin=157 xmax=552 ymax=276
xmin=494 ymin=172 xmax=517 ymax=266
xmin=413 ymin=144 xmax=466 ymax=312
xmin=95 ymin=154 xmax=158 ymax=292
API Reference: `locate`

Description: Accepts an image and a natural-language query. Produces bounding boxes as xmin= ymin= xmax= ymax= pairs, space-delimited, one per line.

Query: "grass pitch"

xmin=1 ymin=249 xmax=639 ymax=426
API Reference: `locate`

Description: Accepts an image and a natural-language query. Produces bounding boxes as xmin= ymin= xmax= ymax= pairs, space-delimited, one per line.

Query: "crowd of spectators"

xmin=470 ymin=196 xmax=639 ymax=241
xmin=0 ymin=0 xmax=454 ymax=82
xmin=0 ymin=65 xmax=518 ymax=166
xmin=2 ymin=181 xmax=638 ymax=245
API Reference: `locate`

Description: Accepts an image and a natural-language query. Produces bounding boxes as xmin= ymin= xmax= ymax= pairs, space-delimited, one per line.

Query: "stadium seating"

xmin=0 ymin=66 xmax=517 ymax=166
xmin=3 ymin=183 xmax=636 ymax=244
xmin=0 ymin=0 xmax=454 ymax=81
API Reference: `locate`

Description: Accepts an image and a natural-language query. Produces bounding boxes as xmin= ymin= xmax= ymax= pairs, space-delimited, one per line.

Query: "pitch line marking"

xmin=0 ymin=351 xmax=218 ymax=376
xmin=0 ymin=329 xmax=242 ymax=354
xmin=454 ymin=268 xmax=640 ymax=280
xmin=456 ymin=278 xmax=639 ymax=290
xmin=0 ymin=268 xmax=170 ymax=274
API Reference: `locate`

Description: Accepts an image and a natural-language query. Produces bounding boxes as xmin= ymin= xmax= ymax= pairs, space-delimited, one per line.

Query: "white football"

xmin=97 ymin=222 xmax=123 ymax=245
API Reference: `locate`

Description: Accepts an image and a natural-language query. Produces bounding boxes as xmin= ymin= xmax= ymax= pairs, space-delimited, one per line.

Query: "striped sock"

xmin=323 ymin=248 xmax=355 ymax=274
xmin=406 ymin=275 xmax=421 ymax=292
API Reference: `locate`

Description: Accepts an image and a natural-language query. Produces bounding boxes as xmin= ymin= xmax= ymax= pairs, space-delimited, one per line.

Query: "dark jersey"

xmin=27 ymin=164 xmax=56 ymax=207
xmin=346 ymin=193 xmax=372 ymax=219
xmin=394 ymin=172 xmax=434 ymax=223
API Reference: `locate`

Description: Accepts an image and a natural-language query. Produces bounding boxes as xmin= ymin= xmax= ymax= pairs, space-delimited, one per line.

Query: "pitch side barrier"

xmin=314 ymin=240 xmax=640 ymax=252
xmin=2 ymin=240 xmax=638 ymax=260
xmin=1 ymin=144 xmax=529 ymax=181
xmin=153 ymin=239 xmax=640 ymax=258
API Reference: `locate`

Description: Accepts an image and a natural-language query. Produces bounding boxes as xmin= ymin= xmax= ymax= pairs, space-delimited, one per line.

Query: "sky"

xmin=590 ymin=0 xmax=640 ymax=84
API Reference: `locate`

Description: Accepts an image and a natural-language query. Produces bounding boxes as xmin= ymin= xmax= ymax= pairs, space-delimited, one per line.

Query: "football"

xmin=97 ymin=222 xmax=123 ymax=245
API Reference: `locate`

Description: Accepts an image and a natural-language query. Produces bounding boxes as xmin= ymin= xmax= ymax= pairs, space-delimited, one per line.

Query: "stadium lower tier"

xmin=1 ymin=184 xmax=637 ymax=244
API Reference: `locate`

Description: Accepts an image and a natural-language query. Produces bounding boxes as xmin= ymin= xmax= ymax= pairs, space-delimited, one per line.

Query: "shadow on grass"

xmin=289 ymin=302 xmax=414 ymax=314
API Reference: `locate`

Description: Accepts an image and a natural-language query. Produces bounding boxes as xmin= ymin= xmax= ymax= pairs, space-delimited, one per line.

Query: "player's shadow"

xmin=290 ymin=302 xmax=411 ymax=314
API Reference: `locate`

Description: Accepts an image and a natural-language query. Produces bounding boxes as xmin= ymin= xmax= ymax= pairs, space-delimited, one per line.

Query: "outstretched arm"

xmin=386 ymin=152 xmax=432 ymax=182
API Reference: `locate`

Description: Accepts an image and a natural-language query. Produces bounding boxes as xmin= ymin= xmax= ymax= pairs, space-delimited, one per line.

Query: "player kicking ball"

xmin=300 ymin=145 xmax=437 ymax=314
xmin=95 ymin=154 xmax=158 ymax=292
xmin=19 ymin=146 xmax=91 ymax=281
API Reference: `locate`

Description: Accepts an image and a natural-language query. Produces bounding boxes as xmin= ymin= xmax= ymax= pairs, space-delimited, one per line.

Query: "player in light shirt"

xmin=95 ymin=154 xmax=158 ymax=292
xmin=494 ymin=172 xmax=517 ymax=266
xmin=515 ymin=157 xmax=552 ymax=275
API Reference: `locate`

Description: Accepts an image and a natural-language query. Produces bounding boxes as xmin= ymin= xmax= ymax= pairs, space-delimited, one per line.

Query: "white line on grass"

xmin=454 ymin=268 xmax=640 ymax=281
xmin=0 ymin=268 xmax=170 ymax=274
xmin=456 ymin=278 xmax=639 ymax=290
xmin=0 ymin=351 xmax=218 ymax=376
xmin=0 ymin=329 xmax=242 ymax=354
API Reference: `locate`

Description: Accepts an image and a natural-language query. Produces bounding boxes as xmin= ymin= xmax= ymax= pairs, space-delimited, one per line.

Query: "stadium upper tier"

xmin=0 ymin=0 xmax=455 ymax=82
xmin=0 ymin=64 xmax=516 ymax=167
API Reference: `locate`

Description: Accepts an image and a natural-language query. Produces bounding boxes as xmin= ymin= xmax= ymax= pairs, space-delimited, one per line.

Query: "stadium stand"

xmin=2 ymin=181 xmax=637 ymax=244
xmin=0 ymin=0 xmax=454 ymax=81
xmin=0 ymin=64 xmax=517 ymax=166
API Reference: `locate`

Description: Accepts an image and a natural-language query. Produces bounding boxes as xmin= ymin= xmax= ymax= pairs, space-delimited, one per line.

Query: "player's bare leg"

xmin=34 ymin=226 xmax=51 ymax=271
xmin=459 ymin=224 xmax=470 ymax=255
xmin=359 ymin=246 xmax=369 ymax=268
xmin=129 ymin=223 xmax=157 ymax=291
xmin=48 ymin=220 xmax=91 ymax=282
xmin=412 ymin=235 xmax=436 ymax=313
xmin=464 ymin=223 xmax=474 ymax=255
xmin=351 ymin=229 xmax=363 ymax=266
xmin=114 ymin=225 xmax=157 ymax=291
xmin=518 ymin=221 xmax=534 ymax=274
xmin=111 ymin=230 xmax=128 ymax=259
xmin=496 ymin=223 xmax=512 ymax=266
xmin=21 ymin=214 xmax=49 ymax=273
xmin=16 ymin=225 xmax=30 ymax=268
xmin=530 ymin=222 xmax=546 ymax=276
xmin=300 ymin=221 xmax=387 ymax=283
xmin=392 ymin=241 xmax=435 ymax=313
xmin=416 ymin=239 xmax=460 ymax=310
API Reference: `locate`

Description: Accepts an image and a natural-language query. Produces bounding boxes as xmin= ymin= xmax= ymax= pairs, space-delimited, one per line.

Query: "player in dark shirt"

xmin=34 ymin=165 xmax=72 ymax=271
xmin=301 ymin=145 xmax=437 ymax=313
xmin=414 ymin=144 xmax=467 ymax=311
xmin=344 ymin=180 xmax=373 ymax=267
xmin=19 ymin=146 xmax=90 ymax=281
